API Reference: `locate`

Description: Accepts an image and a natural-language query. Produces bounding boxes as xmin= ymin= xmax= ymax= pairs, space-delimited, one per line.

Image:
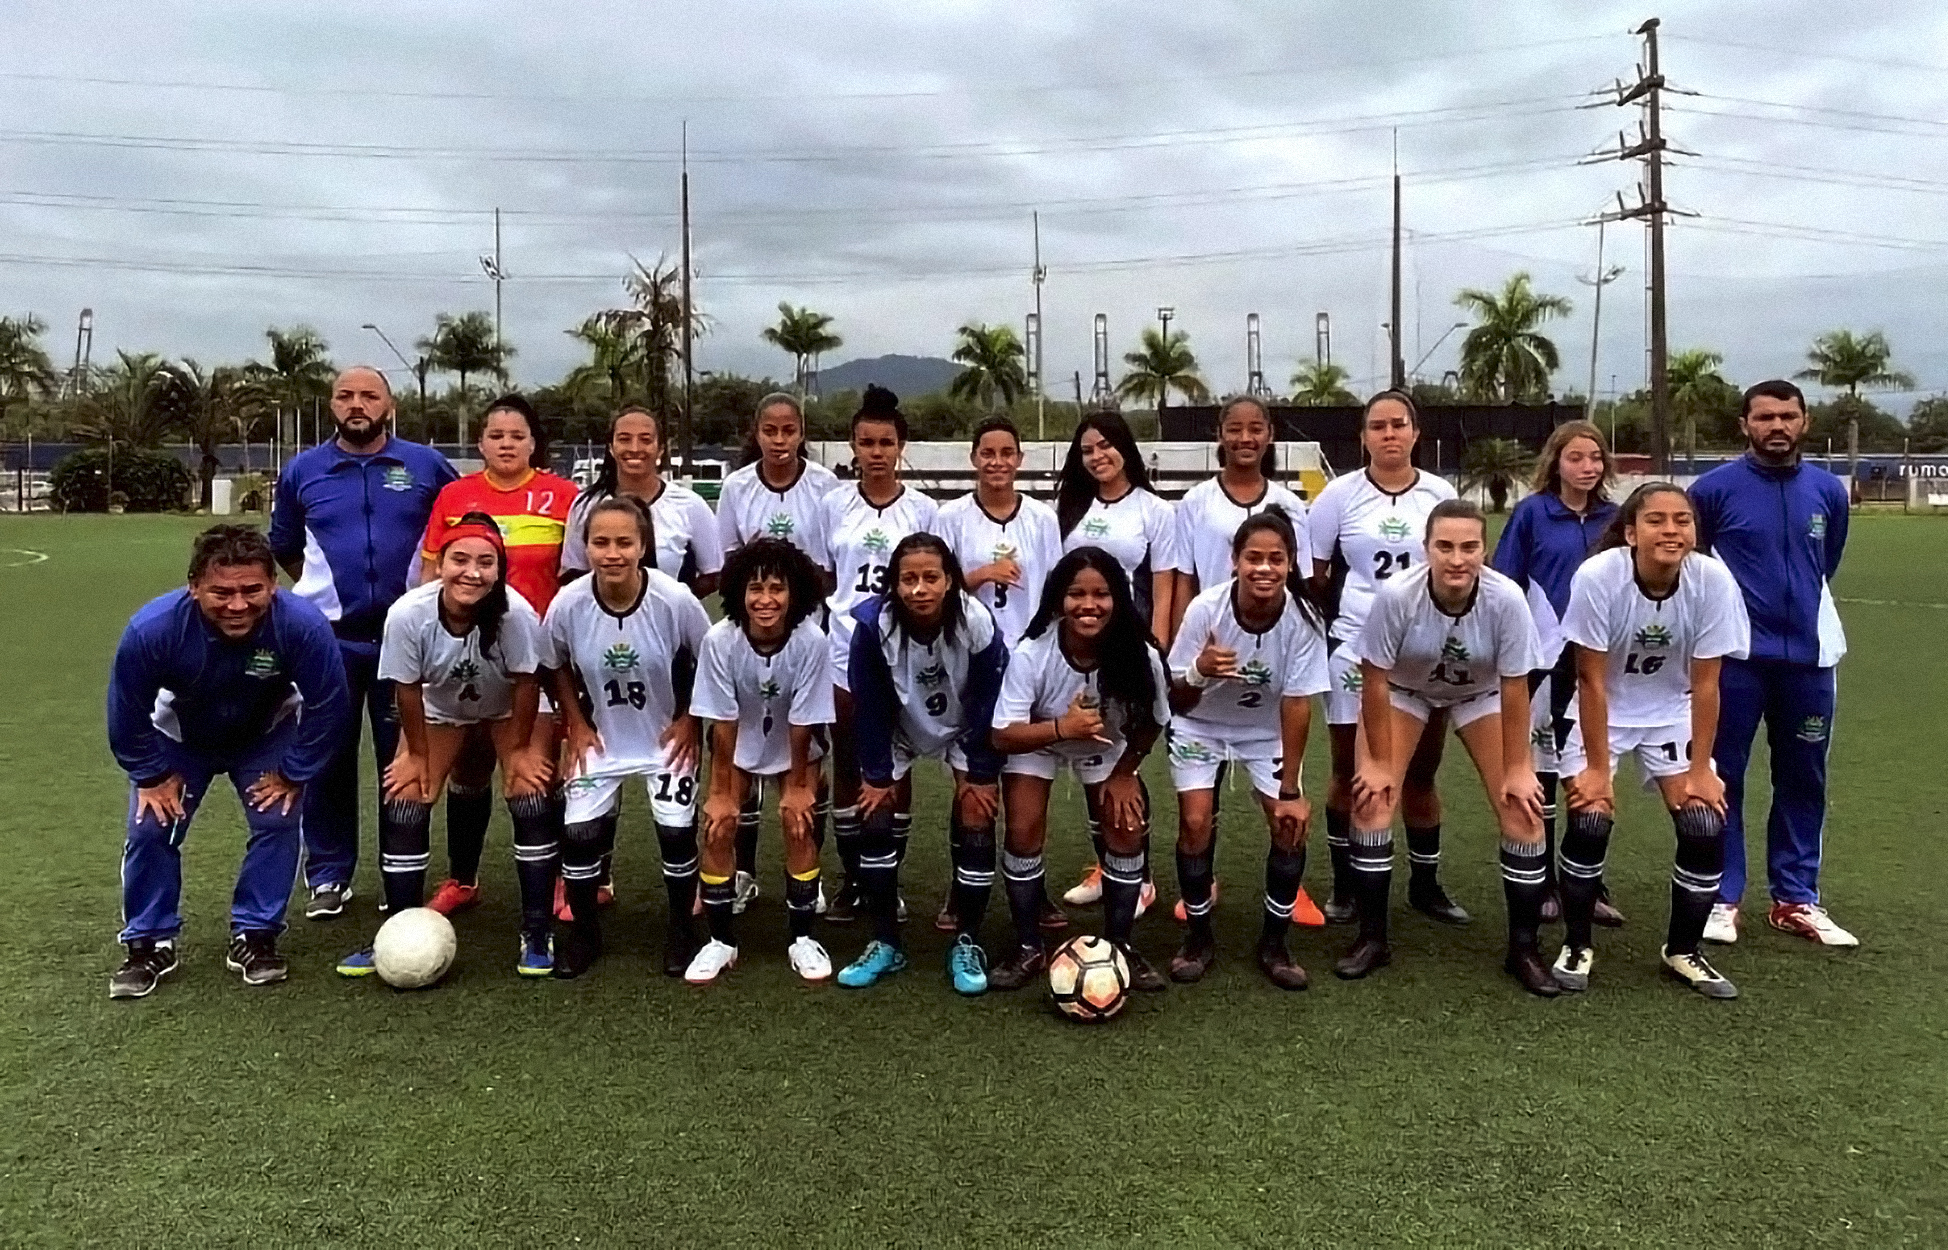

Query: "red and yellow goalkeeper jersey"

xmin=422 ymin=469 xmax=578 ymax=614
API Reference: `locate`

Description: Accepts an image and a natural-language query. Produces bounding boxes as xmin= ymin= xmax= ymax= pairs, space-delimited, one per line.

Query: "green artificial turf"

xmin=0 ymin=512 xmax=1942 ymax=1247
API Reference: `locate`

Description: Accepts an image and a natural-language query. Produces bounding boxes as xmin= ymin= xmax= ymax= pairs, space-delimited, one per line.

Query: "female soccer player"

xmin=1053 ymin=411 xmax=1179 ymax=913
xmin=1341 ymin=500 xmax=1558 ymax=996
xmin=1552 ymin=483 xmax=1750 ymax=999
xmin=816 ymin=385 xmax=940 ymax=924
xmin=544 ymin=497 xmax=712 ymax=979
xmin=1165 ymin=509 xmax=1329 ymax=989
xmin=711 ymin=392 xmax=840 ymax=907
xmin=1306 ymin=391 xmax=1461 ymax=929
xmin=841 ymin=534 xmax=1009 ymax=993
xmin=990 ymin=548 xmax=1173 ymax=993
xmin=562 ymin=405 xmax=725 ymax=598
xmin=416 ymin=394 xmax=577 ymax=917
xmin=689 ymin=538 xmax=836 ymax=984
xmin=337 ymin=513 xmax=557 ymax=977
xmin=1491 ymin=419 xmax=1624 ymax=927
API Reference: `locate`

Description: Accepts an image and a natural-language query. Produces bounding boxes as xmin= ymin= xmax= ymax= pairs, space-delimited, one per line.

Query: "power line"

xmin=1667 ymin=35 xmax=1948 ymax=77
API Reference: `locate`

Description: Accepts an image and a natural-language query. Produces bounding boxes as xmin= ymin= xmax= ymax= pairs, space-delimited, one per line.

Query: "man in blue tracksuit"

xmin=107 ymin=526 xmax=350 ymax=998
xmin=269 ymin=366 xmax=455 ymax=919
xmin=1691 ymin=379 xmax=1858 ymax=948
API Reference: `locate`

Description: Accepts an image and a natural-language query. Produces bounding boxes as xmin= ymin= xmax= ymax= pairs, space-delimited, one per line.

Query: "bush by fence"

xmin=49 ymin=447 xmax=192 ymax=513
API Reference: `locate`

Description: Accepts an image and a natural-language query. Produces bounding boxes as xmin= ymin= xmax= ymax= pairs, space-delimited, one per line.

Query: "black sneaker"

xmin=1408 ymin=880 xmax=1471 ymax=926
xmin=985 ymin=944 xmax=1047 ymax=991
xmin=1121 ymin=945 xmax=1168 ymax=993
xmin=224 ymin=931 xmax=288 ymax=986
xmin=109 ymin=939 xmax=178 ymax=999
xmin=304 ymin=883 xmax=352 ymax=920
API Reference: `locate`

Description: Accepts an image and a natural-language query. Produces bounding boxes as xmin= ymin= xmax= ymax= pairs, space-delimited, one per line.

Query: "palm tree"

xmin=1668 ymin=348 xmax=1731 ymax=467
xmin=249 ymin=325 xmax=334 ymax=409
xmin=1289 ymin=358 xmax=1356 ymax=406
xmin=1461 ymin=437 xmax=1535 ymax=513
xmin=418 ymin=311 xmax=509 ymax=442
xmin=1795 ymin=329 xmax=1915 ymax=477
xmin=761 ymin=303 xmax=843 ymax=396
xmin=563 ymin=315 xmax=644 ymax=408
xmin=75 ymin=350 xmax=172 ymax=447
xmin=1116 ymin=326 xmax=1210 ymax=424
xmin=593 ymin=255 xmax=708 ymax=429
xmin=1454 ymin=272 xmax=1572 ymax=402
xmin=948 ymin=323 xmax=1029 ymax=411
xmin=149 ymin=361 xmax=271 ymax=508
xmin=0 ymin=314 xmax=60 ymax=438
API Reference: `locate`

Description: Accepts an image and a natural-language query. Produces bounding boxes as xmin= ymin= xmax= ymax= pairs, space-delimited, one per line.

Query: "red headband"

xmin=440 ymin=520 xmax=506 ymax=560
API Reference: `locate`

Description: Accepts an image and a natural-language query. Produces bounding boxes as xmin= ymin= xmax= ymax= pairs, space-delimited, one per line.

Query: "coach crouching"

xmin=106 ymin=526 xmax=350 ymax=998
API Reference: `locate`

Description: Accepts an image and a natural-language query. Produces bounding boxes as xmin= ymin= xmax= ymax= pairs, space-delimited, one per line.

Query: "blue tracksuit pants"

xmin=1712 ymin=658 xmax=1836 ymax=906
xmin=120 ymin=718 xmax=303 ymax=942
xmin=300 ymin=640 xmax=399 ymax=890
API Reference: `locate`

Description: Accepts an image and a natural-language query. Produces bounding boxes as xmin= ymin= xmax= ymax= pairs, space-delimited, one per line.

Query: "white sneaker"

xmin=683 ymin=938 xmax=738 ymax=984
xmin=1063 ymin=866 xmax=1103 ymax=907
xmin=1661 ymin=944 xmax=1738 ymax=999
xmin=1703 ymin=903 xmax=1740 ymax=945
xmin=1551 ymin=944 xmax=1593 ymax=992
xmin=787 ymin=935 xmax=832 ymax=982
xmin=732 ymin=871 xmax=759 ymax=915
xmin=1768 ymin=903 xmax=1859 ymax=947
xmin=1135 ymin=879 xmax=1157 ymax=920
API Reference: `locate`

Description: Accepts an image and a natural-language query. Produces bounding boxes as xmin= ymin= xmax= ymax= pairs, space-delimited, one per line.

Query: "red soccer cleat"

xmin=426 ymin=879 xmax=480 ymax=916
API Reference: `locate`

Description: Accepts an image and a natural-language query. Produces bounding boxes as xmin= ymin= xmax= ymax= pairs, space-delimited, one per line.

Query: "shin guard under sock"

xmin=1669 ymin=805 xmax=1725 ymax=955
xmin=949 ymin=822 xmax=996 ymax=943
xmin=1405 ymin=823 xmax=1443 ymax=888
xmin=785 ymin=868 xmax=820 ymax=939
xmin=379 ymin=797 xmax=433 ymax=914
xmin=699 ymin=873 xmax=736 ymax=945
xmin=832 ymin=804 xmax=863 ymax=896
xmin=1560 ymin=810 xmax=1614 ymax=951
xmin=1101 ymin=848 xmax=1147 ymax=946
xmin=656 ymin=822 xmax=701 ymax=929
xmin=507 ymin=792 xmax=560 ymax=934
xmin=859 ymin=809 xmax=901 ymax=946
xmin=1002 ymin=851 xmax=1047 ymax=953
xmin=1261 ymin=845 xmax=1307 ymax=944
xmin=1349 ymin=827 xmax=1394 ymax=943
xmin=444 ymin=782 xmax=492 ymax=885
xmin=1499 ymin=838 xmax=1549 ymax=949
xmin=1176 ymin=842 xmax=1217 ymax=939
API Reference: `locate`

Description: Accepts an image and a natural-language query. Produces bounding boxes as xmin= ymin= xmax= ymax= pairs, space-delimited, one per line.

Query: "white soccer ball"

xmin=372 ymin=907 xmax=457 ymax=989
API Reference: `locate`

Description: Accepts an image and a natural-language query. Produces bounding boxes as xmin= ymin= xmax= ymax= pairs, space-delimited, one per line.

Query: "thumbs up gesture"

xmin=1057 ymin=688 xmax=1109 ymax=745
xmin=1195 ymin=632 xmax=1238 ymax=681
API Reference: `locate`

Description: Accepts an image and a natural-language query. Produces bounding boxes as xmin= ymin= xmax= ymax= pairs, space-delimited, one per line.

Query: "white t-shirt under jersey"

xmin=1306 ymin=469 xmax=1458 ymax=643
xmin=1167 ymin=582 xmax=1330 ymax=750
xmin=1561 ymin=547 xmax=1752 ymax=727
xmin=690 ymin=617 xmax=834 ymax=776
xmin=561 ymin=480 xmax=725 ymax=587
xmin=715 ymin=457 xmax=840 ymax=560
xmin=378 ymin=580 xmax=544 ymax=725
xmin=1062 ymin=487 xmax=1180 ymax=620
xmin=1353 ymin=563 xmax=1542 ymax=706
xmin=993 ymin=628 xmax=1172 ymax=771
xmin=1172 ymin=477 xmax=1312 ymax=593
xmin=543 ymin=570 xmax=712 ymax=779
xmin=817 ymin=484 xmax=941 ymax=688
xmin=937 ymin=491 xmax=1063 ymax=642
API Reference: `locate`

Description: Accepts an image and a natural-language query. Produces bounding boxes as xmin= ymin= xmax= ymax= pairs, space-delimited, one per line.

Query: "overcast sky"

xmin=5 ymin=0 xmax=1946 ymax=411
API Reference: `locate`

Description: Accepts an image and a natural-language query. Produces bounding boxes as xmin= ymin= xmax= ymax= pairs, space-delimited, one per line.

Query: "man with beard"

xmin=270 ymin=366 xmax=457 ymax=919
xmin=1690 ymin=379 xmax=1857 ymax=948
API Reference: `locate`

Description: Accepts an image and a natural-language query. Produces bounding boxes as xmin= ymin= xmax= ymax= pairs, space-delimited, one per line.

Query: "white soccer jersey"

xmin=1561 ymin=547 xmax=1752 ymax=728
xmin=818 ymin=485 xmax=941 ymax=686
xmin=715 ymin=457 xmax=839 ymax=560
xmin=1172 ymin=477 xmax=1312 ymax=593
xmin=861 ymin=592 xmax=1001 ymax=763
xmin=1062 ymin=488 xmax=1180 ymax=621
xmin=993 ymin=628 xmax=1172 ymax=771
xmin=690 ymin=617 xmax=834 ymax=776
xmin=544 ymin=570 xmax=712 ymax=779
xmin=378 ymin=581 xmax=544 ymax=725
xmin=1167 ymin=582 xmax=1329 ymax=748
xmin=1354 ymin=564 xmax=1542 ymax=706
xmin=1307 ymin=469 xmax=1458 ymax=642
xmin=937 ymin=492 xmax=1063 ymax=641
xmin=561 ymin=481 xmax=726 ymax=587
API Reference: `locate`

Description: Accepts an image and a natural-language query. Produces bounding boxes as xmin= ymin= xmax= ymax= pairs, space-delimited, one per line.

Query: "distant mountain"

xmin=813 ymin=354 xmax=958 ymax=400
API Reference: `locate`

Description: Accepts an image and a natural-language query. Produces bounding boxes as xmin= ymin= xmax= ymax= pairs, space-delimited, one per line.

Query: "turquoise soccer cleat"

xmin=836 ymin=940 xmax=908 ymax=988
xmin=948 ymin=934 xmax=989 ymax=996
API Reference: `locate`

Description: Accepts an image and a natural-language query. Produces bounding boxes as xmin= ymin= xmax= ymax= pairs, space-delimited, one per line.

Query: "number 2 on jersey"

xmin=1373 ymin=550 xmax=1411 ymax=580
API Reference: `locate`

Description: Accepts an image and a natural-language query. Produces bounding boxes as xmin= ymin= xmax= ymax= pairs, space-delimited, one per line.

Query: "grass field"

xmin=1 ymin=512 xmax=1943 ymax=1247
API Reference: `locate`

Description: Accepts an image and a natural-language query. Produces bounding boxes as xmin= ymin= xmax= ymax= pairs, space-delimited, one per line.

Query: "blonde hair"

xmin=1530 ymin=420 xmax=1615 ymax=500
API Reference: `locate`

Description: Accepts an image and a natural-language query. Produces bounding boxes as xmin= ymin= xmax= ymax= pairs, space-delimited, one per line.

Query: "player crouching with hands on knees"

xmin=545 ymin=497 xmax=712 ymax=980
xmin=336 ymin=513 xmax=556 ymax=980
xmin=690 ymin=538 xmax=836 ymax=984
xmin=1340 ymin=500 xmax=1560 ymax=996
xmin=1165 ymin=508 xmax=1330 ymax=990
xmin=841 ymin=534 xmax=1009 ymax=993
xmin=990 ymin=548 xmax=1174 ymax=993
xmin=1554 ymin=483 xmax=1750 ymax=999
xmin=107 ymin=525 xmax=350 ymax=997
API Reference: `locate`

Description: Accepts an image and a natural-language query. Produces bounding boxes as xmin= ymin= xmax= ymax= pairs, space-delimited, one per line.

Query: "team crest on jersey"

xmin=1809 ymin=514 xmax=1826 ymax=540
xmin=1168 ymin=733 xmax=1219 ymax=765
xmin=1634 ymin=623 xmax=1674 ymax=650
xmin=382 ymin=466 xmax=414 ymax=492
xmin=991 ymin=539 xmax=1019 ymax=561
xmin=1531 ymin=724 xmax=1552 ymax=748
xmin=758 ymin=677 xmax=782 ymax=700
xmin=1440 ymin=637 xmax=1471 ymax=663
xmin=1796 ymin=715 xmax=1829 ymax=743
xmin=1379 ymin=516 xmax=1412 ymax=541
xmin=1238 ymin=658 xmax=1273 ymax=687
xmin=765 ymin=513 xmax=795 ymax=538
xmin=861 ymin=527 xmax=891 ymax=555
xmin=244 ymin=648 xmax=281 ymax=679
xmin=601 ymin=642 xmax=640 ymax=671
xmin=915 ymin=661 xmax=948 ymax=688
xmin=1339 ymin=666 xmax=1363 ymax=692
xmin=563 ymin=777 xmax=599 ymax=797
xmin=451 ymin=658 xmax=481 ymax=684
xmin=1082 ymin=517 xmax=1110 ymax=539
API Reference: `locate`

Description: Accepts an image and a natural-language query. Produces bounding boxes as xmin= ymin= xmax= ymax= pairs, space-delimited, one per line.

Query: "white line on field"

xmin=1838 ymin=596 xmax=1948 ymax=609
xmin=1 ymin=549 xmax=48 ymax=568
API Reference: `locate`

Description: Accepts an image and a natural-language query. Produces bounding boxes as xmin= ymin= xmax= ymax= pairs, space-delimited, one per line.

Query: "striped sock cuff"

xmin=561 ymin=862 xmax=604 ymax=881
xmin=1500 ymin=839 xmax=1549 ymax=886
xmin=1002 ymin=851 xmax=1045 ymax=882
xmin=506 ymin=792 xmax=551 ymax=818
xmin=1349 ymin=829 xmax=1393 ymax=874
xmin=513 ymin=842 xmax=559 ymax=863
xmin=381 ymin=853 xmax=430 ymax=871
xmin=1102 ymin=851 xmax=1145 ymax=886
xmin=1673 ymin=866 xmax=1721 ymax=894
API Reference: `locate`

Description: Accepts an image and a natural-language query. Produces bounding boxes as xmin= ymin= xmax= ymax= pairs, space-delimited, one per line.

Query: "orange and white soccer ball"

xmin=1047 ymin=934 xmax=1130 ymax=1022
